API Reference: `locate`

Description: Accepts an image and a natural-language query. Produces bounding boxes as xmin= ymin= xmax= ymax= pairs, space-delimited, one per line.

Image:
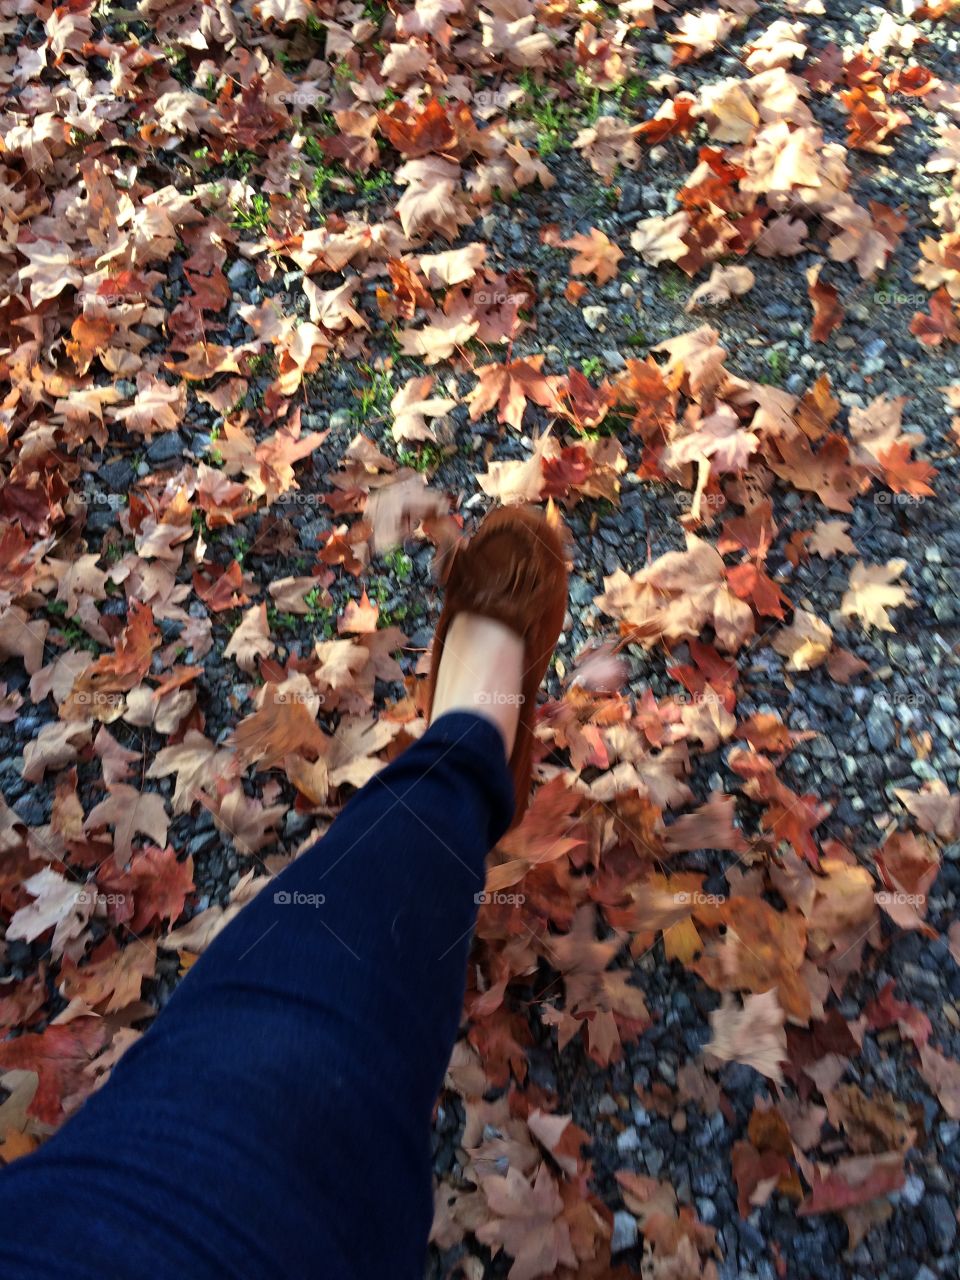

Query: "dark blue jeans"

xmin=0 ymin=712 xmax=514 ymax=1279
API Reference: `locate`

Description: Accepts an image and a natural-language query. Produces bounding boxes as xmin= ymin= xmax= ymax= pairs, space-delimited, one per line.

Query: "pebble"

xmin=618 ymin=178 xmax=644 ymax=213
xmin=186 ymin=831 xmax=216 ymax=856
xmin=921 ymin=1193 xmax=957 ymax=1253
xmin=99 ymin=459 xmax=136 ymax=491
xmin=865 ymin=700 xmax=895 ymax=752
xmin=299 ymin=518 xmax=327 ymax=550
xmin=283 ymin=811 xmax=313 ymax=837
xmin=616 ymin=1126 xmax=640 ymax=1154
xmin=569 ymin=575 xmax=595 ymax=607
xmin=582 ymin=305 xmax=608 ymax=331
xmin=738 ymin=1220 xmax=765 ymax=1254
xmin=407 ymin=626 xmax=433 ymax=650
xmin=85 ymin=507 xmax=118 ymax=533
xmin=611 ymin=1210 xmax=638 ymax=1253
xmin=227 ymin=259 xmax=254 ymax=287
xmin=900 ymin=1173 xmax=925 ymax=1207
xmin=146 ymin=433 xmax=184 ymax=465
xmin=696 ymin=1197 xmax=717 ymax=1224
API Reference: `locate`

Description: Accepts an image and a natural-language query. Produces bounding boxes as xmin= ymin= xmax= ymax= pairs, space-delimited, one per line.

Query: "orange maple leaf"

xmin=560 ymin=228 xmax=623 ymax=285
xmin=378 ymin=97 xmax=456 ymax=157
xmin=876 ymin=441 xmax=937 ymax=496
xmin=807 ymin=265 xmax=844 ymax=342
xmin=467 ymin=356 xmax=559 ymax=431
xmin=910 ymin=288 xmax=960 ymax=346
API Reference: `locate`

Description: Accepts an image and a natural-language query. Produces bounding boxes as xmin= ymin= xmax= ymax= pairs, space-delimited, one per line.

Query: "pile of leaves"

xmin=1 ymin=0 xmax=960 ymax=1276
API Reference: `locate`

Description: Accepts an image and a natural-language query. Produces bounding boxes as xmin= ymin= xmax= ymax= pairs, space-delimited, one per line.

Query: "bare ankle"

xmin=430 ymin=613 xmax=524 ymax=755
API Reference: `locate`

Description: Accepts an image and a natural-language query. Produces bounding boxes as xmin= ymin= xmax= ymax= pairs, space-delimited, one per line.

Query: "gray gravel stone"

xmin=865 ymin=699 xmax=895 ymax=751
xmin=616 ymin=1126 xmax=640 ymax=1154
xmin=569 ymin=575 xmax=595 ymax=607
xmin=696 ymin=1197 xmax=718 ymax=1225
xmin=901 ymin=1173 xmax=925 ymax=1207
xmin=611 ymin=1210 xmax=638 ymax=1253
xmin=228 ymin=259 xmax=254 ymax=287
xmin=146 ymin=432 xmax=184 ymax=465
xmin=99 ymin=459 xmax=136 ymax=491
xmin=921 ymin=1194 xmax=957 ymax=1254
xmin=299 ymin=518 xmax=327 ymax=550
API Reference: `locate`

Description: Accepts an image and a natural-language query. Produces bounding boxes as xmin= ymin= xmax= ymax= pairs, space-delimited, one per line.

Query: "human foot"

xmin=427 ymin=507 xmax=568 ymax=825
xmin=430 ymin=612 xmax=525 ymax=755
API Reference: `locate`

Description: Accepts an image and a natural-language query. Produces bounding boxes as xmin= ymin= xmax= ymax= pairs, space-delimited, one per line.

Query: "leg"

xmin=0 ymin=710 xmax=514 ymax=1280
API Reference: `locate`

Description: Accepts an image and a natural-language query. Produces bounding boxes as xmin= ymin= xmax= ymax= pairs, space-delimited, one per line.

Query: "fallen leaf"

xmin=706 ymin=990 xmax=787 ymax=1082
xmin=560 ymin=229 xmax=624 ymax=284
xmin=839 ymin=559 xmax=913 ymax=632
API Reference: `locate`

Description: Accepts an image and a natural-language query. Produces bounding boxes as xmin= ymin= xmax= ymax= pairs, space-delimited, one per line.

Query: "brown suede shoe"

xmin=427 ymin=506 xmax=569 ymax=825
